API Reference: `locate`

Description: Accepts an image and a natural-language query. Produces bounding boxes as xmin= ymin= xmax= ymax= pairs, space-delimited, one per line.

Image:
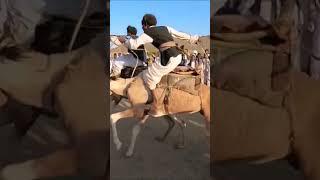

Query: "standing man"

xmin=117 ymin=14 xmax=199 ymax=116
xmin=110 ymin=26 xmax=147 ymax=78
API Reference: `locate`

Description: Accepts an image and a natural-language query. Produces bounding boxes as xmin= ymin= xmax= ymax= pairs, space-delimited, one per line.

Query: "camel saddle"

xmin=157 ymin=66 xmax=201 ymax=96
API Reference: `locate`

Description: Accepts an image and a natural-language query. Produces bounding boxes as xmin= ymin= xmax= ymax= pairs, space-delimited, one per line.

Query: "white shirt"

xmin=124 ymin=26 xmax=199 ymax=50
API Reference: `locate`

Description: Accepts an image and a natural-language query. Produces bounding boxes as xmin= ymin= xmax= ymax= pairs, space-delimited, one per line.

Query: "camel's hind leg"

xmin=110 ymin=108 xmax=135 ymax=151
xmin=154 ymin=115 xmax=187 ymax=149
xmin=175 ymin=116 xmax=187 ymax=149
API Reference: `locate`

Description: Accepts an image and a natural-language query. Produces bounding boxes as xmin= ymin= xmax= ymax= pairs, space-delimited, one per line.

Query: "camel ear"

xmin=0 ymin=89 xmax=8 ymax=107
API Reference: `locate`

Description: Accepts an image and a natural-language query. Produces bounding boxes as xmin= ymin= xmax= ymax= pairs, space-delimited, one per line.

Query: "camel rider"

xmin=117 ymin=14 xmax=199 ymax=116
xmin=110 ymin=26 xmax=147 ymax=78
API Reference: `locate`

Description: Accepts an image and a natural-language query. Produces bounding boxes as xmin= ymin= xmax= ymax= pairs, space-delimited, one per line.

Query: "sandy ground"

xmin=110 ymin=99 xmax=304 ymax=180
xmin=110 ymin=99 xmax=211 ymax=180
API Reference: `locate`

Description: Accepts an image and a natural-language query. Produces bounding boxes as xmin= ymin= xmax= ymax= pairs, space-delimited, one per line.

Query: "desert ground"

xmin=110 ymin=98 xmax=304 ymax=180
xmin=110 ymin=99 xmax=210 ymax=180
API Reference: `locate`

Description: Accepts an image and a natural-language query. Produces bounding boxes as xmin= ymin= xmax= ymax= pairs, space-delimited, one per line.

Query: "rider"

xmin=110 ymin=26 xmax=147 ymax=78
xmin=117 ymin=14 xmax=199 ymax=116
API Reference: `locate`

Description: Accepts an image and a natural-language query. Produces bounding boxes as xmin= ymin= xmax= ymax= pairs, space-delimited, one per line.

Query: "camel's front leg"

xmin=126 ymin=114 xmax=149 ymax=157
xmin=110 ymin=108 xmax=135 ymax=151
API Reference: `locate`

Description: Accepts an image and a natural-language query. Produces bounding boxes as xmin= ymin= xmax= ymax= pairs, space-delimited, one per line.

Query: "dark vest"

xmin=128 ymin=35 xmax=146 ymax=62
xmin=144 ymin=26 xmax=180 ymax=66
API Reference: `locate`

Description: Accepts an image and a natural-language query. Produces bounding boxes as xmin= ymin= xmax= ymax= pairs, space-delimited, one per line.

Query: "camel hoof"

xmin=174 ymin=143 xmax=185 ymax=149
xmin=154 ymin=136 xmax=165 ymax=142
xmin=115 ymin=141 xmax=122 ymax=151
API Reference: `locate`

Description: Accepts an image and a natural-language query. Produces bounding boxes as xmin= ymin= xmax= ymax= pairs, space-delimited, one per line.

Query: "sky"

xmin=110 ymin=0 xmax=210 ymax=36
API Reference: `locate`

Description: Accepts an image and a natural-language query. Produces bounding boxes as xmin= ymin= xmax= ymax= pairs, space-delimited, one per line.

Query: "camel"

xmin=109 ymin=78 xmax=188 ymax=148
xmin=110 ymin=73 xmax=210 ymax=157
xmin=0 ymin=35 xmax=107 ymax=179
xmin=210 ymin=18 xmax=320 ymax=178
xmin=212 ymin=70 xmax=320 ymax=180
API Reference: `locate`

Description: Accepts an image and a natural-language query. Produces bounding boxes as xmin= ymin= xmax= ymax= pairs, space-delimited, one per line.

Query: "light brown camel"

xmin=0 ymin=35 xmax=107 ymax=179
xmin=110 ymin=74 xmax=210 ymax=157
xmin=109 ymin=78 xmax=187 ymax=149
xmin=212 ymin=71 xmax=320 ymax=180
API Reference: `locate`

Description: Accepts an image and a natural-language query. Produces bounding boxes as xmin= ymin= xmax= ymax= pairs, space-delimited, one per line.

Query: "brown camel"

xmin=0 ymin=35 xmax=107 ymax=179
xmin=212 ymin=71 xmax=320 ymax=180
xmin=109 ymin=80 xmax=188 ymax=149
xmin=110 ymin=74 xmax=210 ymax=157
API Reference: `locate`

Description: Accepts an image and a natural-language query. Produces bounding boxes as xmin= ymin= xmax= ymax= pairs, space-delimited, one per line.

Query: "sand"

xmin=110 ymin=98 xmax=304 ymax=180
xmin=110 ymin=99 xmax=210 ymax=180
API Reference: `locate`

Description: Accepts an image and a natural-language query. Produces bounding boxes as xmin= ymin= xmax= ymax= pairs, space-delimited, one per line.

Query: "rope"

xmin=68 ymin=0 xmax=91 ymax=52
xmin=37 ymin=0 xmax=91 ymax=72
xmin=129 ymin=50 xmax=140 ymax=78
xmin=158 ymin=74 xmax=201 ymax=114
xmin=110 ymin=36 xmax=142 ymax=79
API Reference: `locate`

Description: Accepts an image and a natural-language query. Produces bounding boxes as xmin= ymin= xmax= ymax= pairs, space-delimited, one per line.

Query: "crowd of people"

xmin=179 ymin=46 xmax=210 ymax=86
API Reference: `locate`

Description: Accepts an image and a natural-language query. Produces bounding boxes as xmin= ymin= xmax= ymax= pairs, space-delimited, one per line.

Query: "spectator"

xmin=204 ymin=49 xmax=210 ymax=59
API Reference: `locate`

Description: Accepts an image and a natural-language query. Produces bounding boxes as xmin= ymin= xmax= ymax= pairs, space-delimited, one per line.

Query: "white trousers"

xmin=142 ymin=54 xmax=182 ymax=90
xmin=112 ymin=54 xmax=144 ymax=75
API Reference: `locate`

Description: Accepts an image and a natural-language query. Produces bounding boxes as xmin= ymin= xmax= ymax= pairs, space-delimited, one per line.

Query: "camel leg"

xmin=125 ymin=114 xmax=149 ymax=157
xmin=155 ymin=115 xmax=176 ymax=142
xmin=175 ymin=118 xmax=187 ymax=149
xmin=1 ymin=149 xmax=77 ymax=180
xmin=110 ymin=108 xmax=135 ymax=151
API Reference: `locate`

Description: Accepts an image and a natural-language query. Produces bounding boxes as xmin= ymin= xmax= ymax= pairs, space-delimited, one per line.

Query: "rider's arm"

xmin=166 ymin=26 xmax=199 ymax=44
xmin=124 ymin=33 xmax=153 ymax=50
